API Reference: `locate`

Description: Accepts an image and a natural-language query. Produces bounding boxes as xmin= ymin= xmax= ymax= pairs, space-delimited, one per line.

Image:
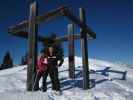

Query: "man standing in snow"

xmin=42 ymin=45 xmax=64 ymax=94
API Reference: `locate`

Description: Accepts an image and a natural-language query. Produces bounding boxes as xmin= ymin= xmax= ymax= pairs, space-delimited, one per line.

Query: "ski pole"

xmin=32 ymin=71 xmax=39 ymax=91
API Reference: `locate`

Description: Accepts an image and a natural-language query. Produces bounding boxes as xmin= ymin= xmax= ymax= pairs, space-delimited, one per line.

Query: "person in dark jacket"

xmin=42 ymin=46 xmax=64 ymax=94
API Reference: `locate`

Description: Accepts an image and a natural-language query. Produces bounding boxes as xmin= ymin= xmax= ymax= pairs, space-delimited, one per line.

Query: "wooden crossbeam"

xmin=9 ymin=31 xmax=49 ymax=43
xmin=61 ymin=8 xmax=96 ymax=39
xmin=8 ymin=6 xmax=66 ymax=34
xmin=9 ymin=30 xmax=92 ymax=44
xmin=8 ymin=7 xmax=96 ymax=39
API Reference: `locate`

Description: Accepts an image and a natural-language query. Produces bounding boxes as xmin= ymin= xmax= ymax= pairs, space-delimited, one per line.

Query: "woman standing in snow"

xmin=33 ymin=49 xmax=48 ymax=91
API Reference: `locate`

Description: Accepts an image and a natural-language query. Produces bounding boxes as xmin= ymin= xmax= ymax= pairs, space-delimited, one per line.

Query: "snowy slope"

xmin=0 ymin=57 xmax=133 ymax=100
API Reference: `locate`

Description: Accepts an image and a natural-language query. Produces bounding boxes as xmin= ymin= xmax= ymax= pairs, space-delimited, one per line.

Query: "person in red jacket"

xmin=33 ymin=49 xmax=48 ymax=91
xmin=37 ymin=53 xmax=47 ymax=74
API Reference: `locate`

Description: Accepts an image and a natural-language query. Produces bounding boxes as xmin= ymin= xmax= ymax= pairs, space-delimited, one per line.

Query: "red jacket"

xmin=37 ymin=56 xmax=47 ymax=73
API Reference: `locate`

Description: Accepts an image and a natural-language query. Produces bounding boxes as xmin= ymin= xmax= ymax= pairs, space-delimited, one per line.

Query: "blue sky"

xmin=0 ymin=0 xmax=133 ymax=65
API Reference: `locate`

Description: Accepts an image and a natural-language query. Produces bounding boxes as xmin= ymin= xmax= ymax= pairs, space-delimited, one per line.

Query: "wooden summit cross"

xmin=8 ymin=1 xmax=96 ymax=91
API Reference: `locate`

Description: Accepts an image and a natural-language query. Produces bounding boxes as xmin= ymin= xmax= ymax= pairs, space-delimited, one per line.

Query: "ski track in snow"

xmin=0 ymin=57 xmax=133 ymax=100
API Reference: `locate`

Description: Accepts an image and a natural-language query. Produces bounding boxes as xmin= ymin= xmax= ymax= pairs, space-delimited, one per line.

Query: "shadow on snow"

xmin=46 ymin=66 xmax=127 ymax=90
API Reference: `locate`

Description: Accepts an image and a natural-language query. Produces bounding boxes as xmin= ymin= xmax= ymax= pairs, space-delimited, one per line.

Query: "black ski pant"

xmin=42 ymin=65 xmax=60 ymax=91
xmin=33 ymin=72 xmax=45 ymax=91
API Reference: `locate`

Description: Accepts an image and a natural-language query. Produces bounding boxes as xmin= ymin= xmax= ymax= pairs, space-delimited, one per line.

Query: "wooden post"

xmin=68 ymin=24 xmax=75 ymax=79
xmin=79 ymin=8 xmax=90 ymax=89
xmin=27 ymin=1 xmax=38 ymax=91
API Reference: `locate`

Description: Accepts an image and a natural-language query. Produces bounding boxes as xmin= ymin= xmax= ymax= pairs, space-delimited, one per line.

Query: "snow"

xmin=0 ymin=56 xmax=133 ymax=100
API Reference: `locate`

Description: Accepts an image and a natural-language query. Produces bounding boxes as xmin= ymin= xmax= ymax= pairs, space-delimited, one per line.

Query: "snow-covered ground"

xmin=0 ymin=57 xmax=133 ymax=100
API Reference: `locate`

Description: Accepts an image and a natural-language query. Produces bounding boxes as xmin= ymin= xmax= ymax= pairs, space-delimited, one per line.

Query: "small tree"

xmin=2 ymin=52 xmax=13 ymax=69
